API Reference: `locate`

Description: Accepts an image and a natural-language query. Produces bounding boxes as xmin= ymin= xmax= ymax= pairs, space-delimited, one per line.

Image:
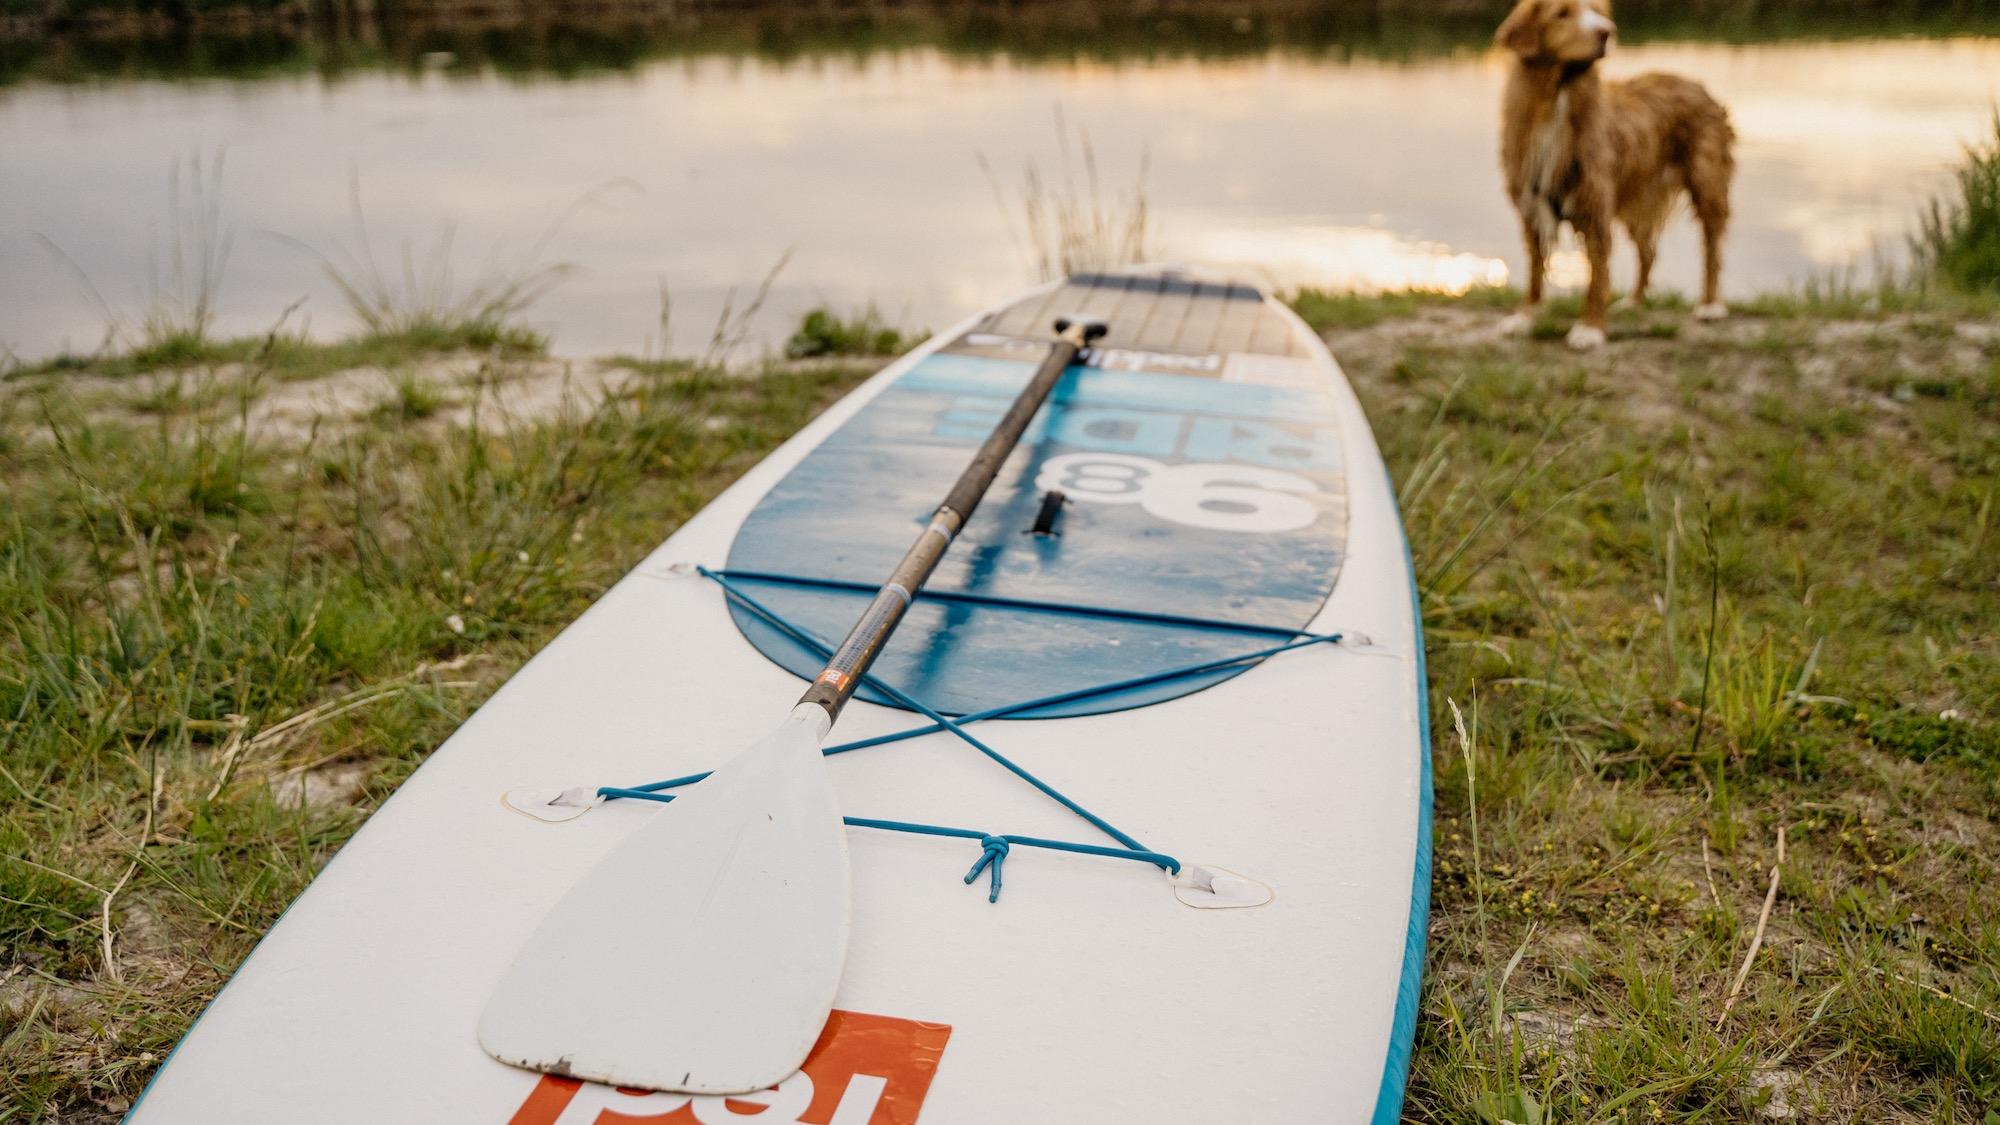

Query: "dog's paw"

xmin=1693 ymin=301 xmax=1729 ymax=321
xmin=1565 ymin=323 xmax=1608 ymax=351
xmin=1496 ymin=310 xmax=1537 ymax=336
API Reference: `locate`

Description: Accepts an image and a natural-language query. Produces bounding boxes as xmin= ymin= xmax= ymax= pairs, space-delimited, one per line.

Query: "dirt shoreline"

xmin=9 ymin=296 xmax=1997 ymax=447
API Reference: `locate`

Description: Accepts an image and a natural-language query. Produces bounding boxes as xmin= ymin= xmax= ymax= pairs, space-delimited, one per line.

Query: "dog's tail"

xmin=1684 ymin=99 xmax=1735 ymax=234
xmin=1685 ymin=97 xmax=1735 ymax=307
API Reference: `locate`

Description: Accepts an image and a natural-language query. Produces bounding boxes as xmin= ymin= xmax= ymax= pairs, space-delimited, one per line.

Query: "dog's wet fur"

xmin=1495 ymin=0 xmax=1735 ymax=349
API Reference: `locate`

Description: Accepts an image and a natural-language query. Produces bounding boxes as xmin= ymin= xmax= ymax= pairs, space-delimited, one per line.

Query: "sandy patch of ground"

xmin=4 ymin=349 xmax=888 ymax=447
xmin=1320 ymin=302 xmax=1998 ymax=447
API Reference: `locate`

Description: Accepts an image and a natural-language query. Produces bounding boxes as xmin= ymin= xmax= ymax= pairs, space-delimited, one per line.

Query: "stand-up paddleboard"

xmin=129 ymin=268 xmax=1433 ymax=1124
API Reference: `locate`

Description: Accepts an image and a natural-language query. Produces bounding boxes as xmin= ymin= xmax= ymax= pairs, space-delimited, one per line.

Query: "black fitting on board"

xmin=1053 ymin=315 xmax=1110 ymax=344
xmin=1029 ymin=490 xmax=1068 ymax=537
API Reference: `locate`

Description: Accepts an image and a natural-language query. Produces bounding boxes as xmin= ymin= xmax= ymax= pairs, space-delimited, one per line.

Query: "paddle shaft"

xmin=797 ymin=316 xmax=1106 ymax=722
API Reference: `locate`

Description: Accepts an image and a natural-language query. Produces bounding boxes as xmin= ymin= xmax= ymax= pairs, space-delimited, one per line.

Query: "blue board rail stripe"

xmin=1368 ymin=514 xmax=1434 ymax=1124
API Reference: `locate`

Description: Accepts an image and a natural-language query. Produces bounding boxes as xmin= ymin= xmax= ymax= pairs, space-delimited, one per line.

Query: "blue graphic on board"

xmin=724 ymin=352 xmax=1351 ymax=716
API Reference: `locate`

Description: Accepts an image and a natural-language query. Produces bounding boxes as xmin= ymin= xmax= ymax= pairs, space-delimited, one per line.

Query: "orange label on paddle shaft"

xmin=505 ymin=1010 xmax=952 ymax=1125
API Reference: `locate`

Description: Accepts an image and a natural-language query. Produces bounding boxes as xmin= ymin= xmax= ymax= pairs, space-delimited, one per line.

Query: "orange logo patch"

xmin=506 ymin=1010 xmax=952 ymax=1125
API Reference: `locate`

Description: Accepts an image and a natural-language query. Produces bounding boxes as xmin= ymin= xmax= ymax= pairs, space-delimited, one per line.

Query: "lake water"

xmin=2 ymin=20 xmax=1997 ymax=361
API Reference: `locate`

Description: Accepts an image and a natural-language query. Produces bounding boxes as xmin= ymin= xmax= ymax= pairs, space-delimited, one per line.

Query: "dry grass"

xmin=980 ymin=109 xmax=1153 ymax=281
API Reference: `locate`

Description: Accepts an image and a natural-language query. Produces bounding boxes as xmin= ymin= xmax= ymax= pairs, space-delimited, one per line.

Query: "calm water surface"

xmin=2 ymin=35 xmax=1997 ymax=359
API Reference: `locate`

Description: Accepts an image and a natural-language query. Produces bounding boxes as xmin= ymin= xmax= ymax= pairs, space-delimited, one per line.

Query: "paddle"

xmin=478 ymin=314 xmax=1109 ymax=1096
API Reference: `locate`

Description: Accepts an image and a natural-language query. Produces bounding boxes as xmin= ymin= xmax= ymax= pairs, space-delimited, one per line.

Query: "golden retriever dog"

xmin=1493 ymin=0 xmax=1735 ymax=349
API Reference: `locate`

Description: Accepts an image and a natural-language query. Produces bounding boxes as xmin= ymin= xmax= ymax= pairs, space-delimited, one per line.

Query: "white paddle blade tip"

xmin=479 ymin=704 xmax=849 ymax=1095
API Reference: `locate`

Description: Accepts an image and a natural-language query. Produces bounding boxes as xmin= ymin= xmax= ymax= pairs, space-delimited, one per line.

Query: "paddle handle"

xmin=798 ymin=315 xmax=1108 ymax=722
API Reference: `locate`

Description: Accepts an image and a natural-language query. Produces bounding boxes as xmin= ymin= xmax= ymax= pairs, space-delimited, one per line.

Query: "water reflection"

xmin=1187 ymin=226 xmax=1510 ymax=295
xmin=1 ymin=34 xmax=1996 ymax=361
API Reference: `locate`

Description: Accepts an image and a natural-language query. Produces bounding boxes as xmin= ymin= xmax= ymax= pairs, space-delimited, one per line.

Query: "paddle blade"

xmin=479 ymin=703 xmax=849 ymax=1095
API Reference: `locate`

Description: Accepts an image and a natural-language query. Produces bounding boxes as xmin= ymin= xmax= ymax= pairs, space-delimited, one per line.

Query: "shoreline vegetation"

xmin=6 ymin=0 xmax=2000 ymax=84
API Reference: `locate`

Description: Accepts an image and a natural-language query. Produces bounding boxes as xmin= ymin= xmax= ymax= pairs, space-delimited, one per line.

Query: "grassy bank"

xmin=3 ymin=290 xmax=1999 ymax=1121
xmin=1291 ymin=293 xmax=2000 ymax=1121
xmin=1918 ymin=114 xmax=2000 ymax=297
xmin=0 ymin=328 xmax=881 ymax=1117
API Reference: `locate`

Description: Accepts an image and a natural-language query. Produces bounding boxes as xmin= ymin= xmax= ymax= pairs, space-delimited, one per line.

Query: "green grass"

xmin=13 ymin=153 xmax=563 ymax=389
xmin=7 ymin=321 xmax=546 ymax=384
xmin=1918 ymin=113 xmax=2000 ymax=295
xmin=4 ymin=292 xmax=2000 ymax=1120
xmin=369 ymin=369 xmax=447 ymax=421
xmin=1290 ymin=286 xmax=1695 ymax=340
xmin=783 ymin=306 xmax=920 ymax=359
xmin=1293 ymin=292 xmax=2000 ymax=1121
xmin=0 ymin=333 xmax=875 ymax=1117
xmin=1735 ymin=273 xmax=2000 ymax=320
xmin=1739 ymin=124 xmax=2000 ymax=320
xmin=1289 ymin=285 xmax=1519 ymax=331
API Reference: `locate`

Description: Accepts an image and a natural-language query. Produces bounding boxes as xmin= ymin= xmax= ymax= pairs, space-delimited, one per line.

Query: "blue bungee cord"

xmin=588 ymin=565 xmax=1343 ymax=901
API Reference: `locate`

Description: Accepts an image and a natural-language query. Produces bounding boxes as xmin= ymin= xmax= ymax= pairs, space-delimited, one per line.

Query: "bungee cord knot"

xmin=964 ymin=836 xmax=1011 ymax=903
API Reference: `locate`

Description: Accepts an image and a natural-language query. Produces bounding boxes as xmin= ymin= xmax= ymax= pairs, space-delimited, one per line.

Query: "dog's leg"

xmin=1567 ymin=219 xmax=1611 ymax=351
xmin=1615 ymin=181 xmax=1675 ymax=312
xmin=1689 ymin=136 xmax=1733 ymax=320
xmin=1498 ymin=211 xmax=1549 ymax=336
xmin=1628 ymin=224 xmax=1657 ymax=308
xmin=1693 ymin=211 xmax=1728 ymax=320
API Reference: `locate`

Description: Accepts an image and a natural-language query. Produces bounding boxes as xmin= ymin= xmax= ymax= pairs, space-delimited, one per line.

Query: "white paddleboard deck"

xmin=130 ymin=269 xmax=1431 ymax=1124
